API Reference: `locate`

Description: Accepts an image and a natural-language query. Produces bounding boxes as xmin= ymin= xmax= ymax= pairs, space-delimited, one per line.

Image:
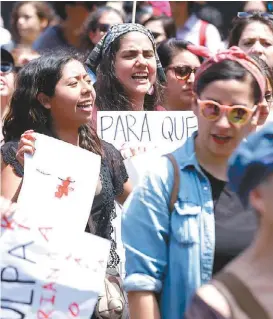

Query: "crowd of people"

xmin=1 ymin=1 xmax=273 ymax=319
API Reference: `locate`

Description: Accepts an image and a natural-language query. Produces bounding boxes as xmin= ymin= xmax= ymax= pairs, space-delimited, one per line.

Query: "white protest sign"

xmin=1 ymin=211 xmax=110 ymax=319
xmin=17 ymin=134 xmax=101 ymax=232
xmin=123 ymin=148 xmax=164 ymax=187
xmin=97 ymin=111 xmax=197 ymax=152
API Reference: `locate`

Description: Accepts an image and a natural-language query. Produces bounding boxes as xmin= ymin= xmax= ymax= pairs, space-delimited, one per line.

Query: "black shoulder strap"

xmin=165 ymin=154 xmax=180 ymax=213
xmin=215 ymin=272 xmax=270 ymax=319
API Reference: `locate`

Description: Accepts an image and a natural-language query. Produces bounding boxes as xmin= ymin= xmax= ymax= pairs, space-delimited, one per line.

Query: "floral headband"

xmin=192 ymin=46 xmax=266 ymax=101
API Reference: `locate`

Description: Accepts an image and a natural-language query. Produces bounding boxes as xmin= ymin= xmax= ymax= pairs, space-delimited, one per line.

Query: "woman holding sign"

xmin=1 ymin=51 xmax=132 ymax=271
xmin=121 ymin=47 xmax=268 ymax=319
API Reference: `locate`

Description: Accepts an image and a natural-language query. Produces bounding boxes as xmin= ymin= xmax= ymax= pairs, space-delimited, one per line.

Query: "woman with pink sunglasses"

xmin=121 ymin=47 xmax=268 ymax=319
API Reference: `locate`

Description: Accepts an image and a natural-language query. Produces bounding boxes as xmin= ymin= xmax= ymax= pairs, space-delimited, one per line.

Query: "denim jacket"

xmin=122 ymin=132 xmax=215 ymax=319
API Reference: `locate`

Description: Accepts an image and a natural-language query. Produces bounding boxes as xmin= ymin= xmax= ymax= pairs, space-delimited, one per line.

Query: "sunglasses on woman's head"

xmin=167 ymin=65 xmax=198 ymax=81
xmin=97 ymin=23 xmax=111 ymax=33
xmin=237 ymin=11 xmax=273 ymax=20
xmin=197 ymin=99 xmax=258 ymax=126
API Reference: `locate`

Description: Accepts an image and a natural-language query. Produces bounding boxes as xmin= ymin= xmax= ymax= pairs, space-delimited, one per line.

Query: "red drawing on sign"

xmin=1 ymin=216 xmax=30 ymax=231
xmin=37 ymin=310 xmax=53 ymax=319
xmin=38 ymin=226 xmax=53 ymax=242
xmin=55 ymin=177 xmax=75 ymax=198
xmin=68 ymin=302 xmax=80 ymax=317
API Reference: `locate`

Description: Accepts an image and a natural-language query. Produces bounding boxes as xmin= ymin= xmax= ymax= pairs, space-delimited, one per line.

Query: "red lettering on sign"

xmin=40 ymin=295 xmax=56 ymax=306
xmin=68 ymin=303 xmax=80 ymax=317
xmin=65 ymin=254 xmax=72 ymax=260
xmin=74 ymin=258 xmax=82 ymax=266
xmin=42 ymin=282 xmax=57 ymax=292
xmin=38 ymin=227 xmax=53 ymax=242
xmin=37 ymin=310 xmax=53 ymax=319
xmin=1 ymin=216 xmax=14 ymax=229
xmin=1 ymin=216 xmax=30 ymax=231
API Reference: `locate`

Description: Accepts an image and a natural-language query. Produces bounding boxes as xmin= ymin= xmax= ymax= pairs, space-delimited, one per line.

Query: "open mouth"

xmin=76 ymin=101 xmax=93 ymax=111
xmin=131 ymin=72 xmax=149 ymax=81
xmin=211 ymin=134 xmax=232 ymax=144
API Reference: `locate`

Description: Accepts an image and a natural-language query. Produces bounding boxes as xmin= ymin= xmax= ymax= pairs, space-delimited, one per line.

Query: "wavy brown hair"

xmin=3 ymin=49 xmax=102 ymax=156
xmin=95 ymin=34 xmax=163 ymax=111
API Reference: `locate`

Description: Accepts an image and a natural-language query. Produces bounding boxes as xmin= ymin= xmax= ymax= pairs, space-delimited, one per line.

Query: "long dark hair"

xmin=195 ymin=60 xmax=262 ymax=104
xmin=3 ymin=50 xmax=102 ymax=155
xmin=228 ymin=14 xmax=273 ymax=47
xmin=95 ymin=34 xmax=163 ymax=111
xmin=143 ymin=16 xmax=176 ymax=40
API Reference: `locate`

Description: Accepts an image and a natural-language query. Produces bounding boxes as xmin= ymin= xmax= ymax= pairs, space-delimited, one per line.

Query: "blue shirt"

xmin=32 ymin=25 xmax=71 ymax=53
xmin=122 ymin=132 xmax=215 ymax=319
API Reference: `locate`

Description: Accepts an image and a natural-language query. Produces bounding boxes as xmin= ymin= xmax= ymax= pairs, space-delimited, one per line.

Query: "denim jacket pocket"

xmin=171 ymin=202 xmax=201 ymax=245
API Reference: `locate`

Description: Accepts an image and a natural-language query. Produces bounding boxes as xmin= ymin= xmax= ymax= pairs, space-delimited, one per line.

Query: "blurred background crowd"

xmin=1 ymin=1 xmax=272 ymax=68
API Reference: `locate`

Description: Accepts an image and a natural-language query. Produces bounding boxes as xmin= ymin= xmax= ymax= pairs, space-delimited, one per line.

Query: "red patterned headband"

xmin=192 ymin=46 xmax=266 ymax=101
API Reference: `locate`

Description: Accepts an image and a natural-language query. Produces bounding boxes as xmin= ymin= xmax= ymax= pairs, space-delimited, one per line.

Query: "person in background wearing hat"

xmin=121 ymin=47 xmax=267 ymax=319
xmin=185 ymin=122 xmax=273 ymax=319
xmin=1 ymin=48 xmax=16 ymax=122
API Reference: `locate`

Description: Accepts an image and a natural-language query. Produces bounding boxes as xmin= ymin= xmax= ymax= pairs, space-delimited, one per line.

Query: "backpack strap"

xmin=199 ymin=20 xmax=208 ymax=46
xmin=165 ymin=154 xmax=180 ymax=213
xmin=214 ymin=272 xmax=270 ymax=319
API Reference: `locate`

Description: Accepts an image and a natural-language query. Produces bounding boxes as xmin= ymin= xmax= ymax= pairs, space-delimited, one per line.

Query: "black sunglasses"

xmin=237 ymin=11 xmax=273 ymax=20
xmin=1 ymin=62 xmax=14 ymax=73
xmin=166 ymin=65 xmax=198 ymax=81
xmin=97 ymin=23 xmax=111 ymax=33
xmin=1 ymin=62 xmax=21 ymax=73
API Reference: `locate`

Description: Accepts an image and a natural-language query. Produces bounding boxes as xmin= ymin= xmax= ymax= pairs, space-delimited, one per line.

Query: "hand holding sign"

xmin=0 ymin=196 xmax=18 ymax=218
xmin=17 ymin=134 xmax=101 ymax=231
xmin=1 ymin=134 xmax=110 ymax=318
xmin=16 ymin=130 xmax=36 ymax=166
xmin=120 ymin=142 xmax=157 ymax=159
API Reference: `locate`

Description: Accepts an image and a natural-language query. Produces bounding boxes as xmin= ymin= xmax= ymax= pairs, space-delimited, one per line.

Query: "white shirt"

xmin=176 ymin=14 xmax=225 ymax=54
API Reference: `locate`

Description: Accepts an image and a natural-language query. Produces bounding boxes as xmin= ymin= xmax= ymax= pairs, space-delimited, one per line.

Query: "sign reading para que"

xmin=97 ymin=111 xmax=197 ymax=150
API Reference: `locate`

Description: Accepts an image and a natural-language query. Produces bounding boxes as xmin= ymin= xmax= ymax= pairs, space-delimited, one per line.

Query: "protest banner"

xmin=1 ymin=212 xmax=110 ymax=319
xmin=17 ymin=134 xmax=101 ymax=232
xmin=97 ymin=111 xmax=197 ymax=152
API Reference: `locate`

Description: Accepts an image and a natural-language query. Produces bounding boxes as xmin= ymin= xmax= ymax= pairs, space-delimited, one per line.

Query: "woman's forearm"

xmin=128 ymin=291 xmax=161 ymax=319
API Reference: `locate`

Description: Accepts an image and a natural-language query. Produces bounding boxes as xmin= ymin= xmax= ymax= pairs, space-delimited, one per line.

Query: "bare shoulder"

xmin=1 ymin=160 xmax=22 ymax=201
xmin=196 ymin=283 xmax=231 ymax=318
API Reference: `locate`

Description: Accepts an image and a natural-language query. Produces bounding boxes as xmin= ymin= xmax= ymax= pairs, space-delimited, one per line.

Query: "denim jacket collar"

xmin=173 ymin=131 xmax=201 ymax=172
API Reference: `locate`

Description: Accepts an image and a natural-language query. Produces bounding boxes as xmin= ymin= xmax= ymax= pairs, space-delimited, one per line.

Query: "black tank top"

xmin=201 ymin=167 xmax=258 ymax=274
